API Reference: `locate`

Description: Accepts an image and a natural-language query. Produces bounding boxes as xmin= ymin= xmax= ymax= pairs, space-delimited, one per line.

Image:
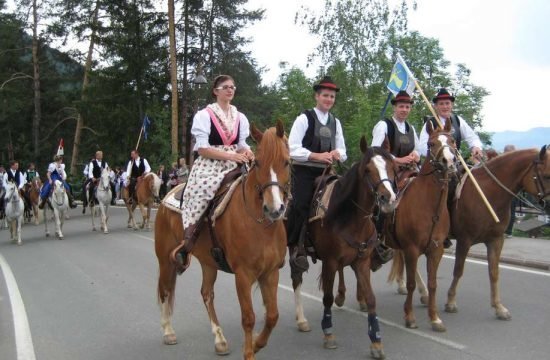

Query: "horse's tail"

xmin=387 ymin=249 xmax=404 ymax=283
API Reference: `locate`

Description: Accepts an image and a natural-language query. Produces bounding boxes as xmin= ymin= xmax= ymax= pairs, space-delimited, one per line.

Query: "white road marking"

xmin=442 ymin=254 xmax=550 ymax=277
xmin=278 ymin=284 xmax=466 ymax=351
xmin=0 ymin=253 xmax=37 ymax=360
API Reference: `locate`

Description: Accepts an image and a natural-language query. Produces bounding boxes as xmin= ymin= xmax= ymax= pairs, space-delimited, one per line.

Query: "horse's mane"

xmin=478 ymin=148 xmax=538 ymax=174
xmin=256 ymin=127 xmax=288 ymax=168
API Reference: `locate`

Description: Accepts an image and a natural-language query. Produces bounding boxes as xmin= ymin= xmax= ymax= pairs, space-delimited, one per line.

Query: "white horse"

xmin=4 ymin=182 xmax=24 ymax=245
xmin=89 ymin=168 xmax=112 ymax=234
xmin=44 ymin=180 xmax=69 ymax=239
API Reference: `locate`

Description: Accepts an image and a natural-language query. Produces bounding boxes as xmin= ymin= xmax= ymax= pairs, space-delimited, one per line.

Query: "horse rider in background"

xmin=125 ymin=149 xmax=151 ymax=204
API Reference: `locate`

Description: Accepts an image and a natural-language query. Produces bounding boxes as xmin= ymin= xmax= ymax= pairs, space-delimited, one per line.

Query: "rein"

xmin=479 ymin=158 xmax=547 ymax=212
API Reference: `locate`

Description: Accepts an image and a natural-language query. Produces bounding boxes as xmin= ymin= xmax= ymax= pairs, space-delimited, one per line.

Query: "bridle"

xmin=242 ymin=162 xmax=290 ymax=224
xmin=532 ymin=157 xmax=550 ymax=206
xmin=52 ymin=182 xmax=67 ymax=207
xmin=425 ymin=133 xmax=457 ymax=175
xmin=363 ymin=152 xmax=397 ymax=211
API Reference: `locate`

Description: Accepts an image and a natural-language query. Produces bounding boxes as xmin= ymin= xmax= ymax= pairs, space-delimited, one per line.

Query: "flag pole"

xmin=135 ymin=126 xmax=144 ymax=152
xmin=379 ymin=91 xmax=393 ymax=119
xmin=397 ymin=54 xmax=500 ymax=223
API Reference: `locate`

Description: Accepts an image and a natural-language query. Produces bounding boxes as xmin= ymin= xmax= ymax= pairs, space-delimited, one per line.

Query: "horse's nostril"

xmin=263 ymin=205 xmax=269 ymax=213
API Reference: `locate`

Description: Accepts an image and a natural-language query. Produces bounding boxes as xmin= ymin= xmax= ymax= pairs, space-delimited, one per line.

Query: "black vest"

xmin=301 ymin=109 xmax=337 ymax=153
xmin=426 ymin=114 xmax=462 ymax=149
xmin=7 ymin=169 xmax=22 ymax=186
xmin=131 ymin=160 xmax=146 ymax=178
xmin=208 ymin=115 xmax=240 ymax=146
xmin=383 ymin=118 xmax=415 ymax=158
xmin=92 ymin=160 xmax=106 ymax=178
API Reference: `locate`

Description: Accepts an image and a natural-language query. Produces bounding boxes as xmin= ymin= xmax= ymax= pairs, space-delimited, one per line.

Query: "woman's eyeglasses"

xmin=214 ymin=85 xmax=237 ymax=91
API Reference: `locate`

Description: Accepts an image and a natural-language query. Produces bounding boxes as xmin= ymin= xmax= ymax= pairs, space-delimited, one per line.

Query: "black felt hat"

xmin=432 ymin=88 xmax=455 ymax=103
xmin=391 ymin=90 xmax=414 ymax=105
xmin=313 ymin=76 xmax=340 ymax=92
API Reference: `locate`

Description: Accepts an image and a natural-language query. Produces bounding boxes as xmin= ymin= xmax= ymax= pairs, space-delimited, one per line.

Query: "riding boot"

xmin=68 ymin=193 xmax=78 ymax=209
xmin=38 ymin=197 xmax=47 ymax=210
xmin=289 ymin=223 xmax=309 ymax=272
xmin=174 ymin=224 xmax=198 ymax=275
xmin=371 ymin=242 xmax=394 ymax=272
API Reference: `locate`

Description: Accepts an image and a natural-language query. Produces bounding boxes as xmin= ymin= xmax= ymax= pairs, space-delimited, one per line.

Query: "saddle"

xmin=395 ymin=164 xmax=418 ymax=191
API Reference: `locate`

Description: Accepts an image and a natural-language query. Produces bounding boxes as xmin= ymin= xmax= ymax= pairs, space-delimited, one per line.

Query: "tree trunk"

xmin=70 ymin=1 xmax=99 ymax=176
xmin=180 ymin=0 xmax=189 ymax=161
xmin=168 ymin=0 xmax=179 ymax=163
xmin=31 ymin=0 xmax=41 ymax=159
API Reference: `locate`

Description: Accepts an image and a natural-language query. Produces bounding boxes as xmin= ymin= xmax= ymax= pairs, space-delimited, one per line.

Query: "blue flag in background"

xmin=387 ymin=58 xmax=415 ymax=96
xmin=142 ymin=115 xmax=151 ymax=140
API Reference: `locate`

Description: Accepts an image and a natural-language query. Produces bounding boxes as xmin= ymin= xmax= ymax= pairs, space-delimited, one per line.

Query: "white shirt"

xmin=288 ymin=107 xmax=347 ymax=162
xmin=83 ymin=164 xmax=89 ymax=177
xmin=418 ymin=115 xmax=482 ymax=157
xmin=47 ymin=162 xmax=67 ymax=181
xmin=88 ymin=160 xmax=110 ymax=179
xmin=126 ymin=157 xmax=151 ymax=177
xmin=3 ymin=169 xmax=26 ymax=190
xmin=371 ymin=117 xmax=420 ymax=158
xmin=191 ymin=107 xmax=251 ymax=151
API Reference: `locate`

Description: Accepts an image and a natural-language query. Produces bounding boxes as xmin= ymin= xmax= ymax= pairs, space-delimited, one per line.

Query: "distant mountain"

xmin=489 ymin=127 xmax=550 ymax=151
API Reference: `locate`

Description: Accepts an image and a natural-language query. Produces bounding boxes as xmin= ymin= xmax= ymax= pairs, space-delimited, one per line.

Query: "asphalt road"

xmin=1 ymin=206 xmax=549 ymax=360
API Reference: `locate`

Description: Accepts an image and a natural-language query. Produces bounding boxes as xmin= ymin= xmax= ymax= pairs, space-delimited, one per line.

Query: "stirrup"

xmin=290 ymin=252 xmax=309 ymax=272
xmin=174 ymin=251 xmax=191 ymax=275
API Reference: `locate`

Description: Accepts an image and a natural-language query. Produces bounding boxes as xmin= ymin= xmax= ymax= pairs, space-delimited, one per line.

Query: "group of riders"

xmin=2 ymin=74 xmax=483 ymax=276
xmin=0 ymin=148 xmax=153 ymax=220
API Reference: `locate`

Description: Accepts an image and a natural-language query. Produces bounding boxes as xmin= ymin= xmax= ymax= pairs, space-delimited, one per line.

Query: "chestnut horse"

xmin=25 ymin=178 xmax=42 ymax=225
xmin=154 ymin=121 xmax=289 ymax=360
xmin=122 ymin=172 xmax=161 ymax=230
xmin=386 ymin=120 xmax=457 ymax=332
xmin=291 ymin=138 xmax=397 ymax=359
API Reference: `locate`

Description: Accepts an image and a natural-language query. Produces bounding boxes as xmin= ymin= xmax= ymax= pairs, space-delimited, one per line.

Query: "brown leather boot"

xmin=68 ymin=193 xmax=77 ymax=209
xmin=174 ymin=224 xmax=198 ymax=275
xmin=38 ymin=197 xmax=47 ymax=210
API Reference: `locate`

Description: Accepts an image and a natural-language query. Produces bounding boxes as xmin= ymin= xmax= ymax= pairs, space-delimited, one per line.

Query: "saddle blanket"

xmin=162 ymin=176 xmax=243 ymax=225
xmin=308 ymin=180 xmax=337 ymax=223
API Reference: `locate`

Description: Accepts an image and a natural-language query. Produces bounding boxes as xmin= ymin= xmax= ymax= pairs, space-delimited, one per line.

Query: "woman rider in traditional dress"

xmin=39 ymin=155 xmax=77 ymax=209
xmin=173 ymin=75 xmax=255 ymax=274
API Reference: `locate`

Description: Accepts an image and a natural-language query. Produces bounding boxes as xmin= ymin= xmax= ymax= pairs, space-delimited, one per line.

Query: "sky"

xmin=244 ymin=0 xmax=550 ymax=133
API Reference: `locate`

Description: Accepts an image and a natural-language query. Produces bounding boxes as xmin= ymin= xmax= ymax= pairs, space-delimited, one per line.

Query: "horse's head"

xmin=250 ymin=119 xmax=290 ymax=221
xmin=359 ymin=136 xmax=398 ymax=213
xmin=426 ymin=119 xmax=457 ymax=173
xmin=100 ymin=168 xmax=111 ymax=190
xmin=4 ymin=181 xmax=19 ymax=202
xmin=525 ymin=144 xmax=550 ymax=207
xmin=147 ymin=172 xmax=162 ymax=200
xmin=53 ymin=180 xmax=65 ymax=194
xmin=32 ymin=177 xmax=42 ymax=190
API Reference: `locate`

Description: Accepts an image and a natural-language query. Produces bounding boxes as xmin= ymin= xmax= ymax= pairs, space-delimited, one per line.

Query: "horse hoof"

xmin=397 ymin=287 xmax=407 ymax=295
xmin=420 ymin=295 xmax=429 ymax=306
xmin=104 ymin=230 xmax=109 ymax=234
xmin=431 ymin=321 xmax=447 ymax=332
xmin=405 ymin=320 xmax=418 ymax=329
xmin=92 ymin=228 xmax=96 ymax=231
xmin=17 ymin=241 xmax=22 ymax=246
xmin=496 ymin=309 xmax=511 ymax=321
xmin=445 ymin=303 xmax=458 ymax=313
xmin=323 ymin=335 xmax=338 ymax=349
xmin=46 ymin=233 xmax=50 ymax=237
xmin=359 ymin=302 xmax=369 ymax=312
xmin=127 ymin=224 xmax=132 ymax=229
xmin=334 ymin=294 xmax=345 ymax=307
xmin=370 ymin=345 xmax=385 ymax=359
xmin=297 ymin=321 xmax=311 ymax=332
xmin=162 ymin=334 xmax=177 ymax=345
xmin=215 ymin=341 xmax=230 ymax=355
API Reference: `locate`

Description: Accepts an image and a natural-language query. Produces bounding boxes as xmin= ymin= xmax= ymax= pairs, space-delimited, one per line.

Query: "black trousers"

xmin=286 ymin=165 xmax=324 ymax=246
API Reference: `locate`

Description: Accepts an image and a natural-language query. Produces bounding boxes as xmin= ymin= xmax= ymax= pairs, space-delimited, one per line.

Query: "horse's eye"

xmin=284 ymin=160 xmax=290 ymax=167
xmin=427 ymin=142 xmax=434 ymax=148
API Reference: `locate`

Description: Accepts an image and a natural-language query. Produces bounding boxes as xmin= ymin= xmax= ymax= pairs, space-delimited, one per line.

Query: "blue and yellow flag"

xmin=387 ymin=57 xmax=415 ymax=96
xmin=142 ymin=115 xmax=151 ymax=140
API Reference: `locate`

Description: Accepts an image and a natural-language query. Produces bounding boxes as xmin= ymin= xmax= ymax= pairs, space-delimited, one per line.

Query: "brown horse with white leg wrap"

xmin=122 ymin=172 xmax=160 ymax=230
xmin=154 ymin=121 xmax=289 ymax=360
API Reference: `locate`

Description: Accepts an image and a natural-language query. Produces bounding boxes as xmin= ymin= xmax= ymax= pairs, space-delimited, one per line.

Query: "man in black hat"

xmin=370 ymin=90 xmax=420 ymax=269
xmin=419 ymin=88 xmax=483 ymax=248
xmin=286 ymin=76 xmax=348 ymax=272
xmin=419 ymin=88 xmax=482 ymax=159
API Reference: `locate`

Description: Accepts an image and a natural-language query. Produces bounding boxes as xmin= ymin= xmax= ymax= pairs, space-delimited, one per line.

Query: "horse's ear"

xmin=360 ymin=135 xmax=368 ymax=154
xmin=444 ymin=116 xmax=452 ymax=132
xmin=382 ymin=135 xmax=391 ymax=153
xmin=427 ymin=119 xmax=434 ymax=135
xmin=250 ymin=122 xmax=263 ymax=143
xmin=276 ymin=119 xmax=285 ymax=138
xmin=539 ymin=144 xmax=548 ymax=161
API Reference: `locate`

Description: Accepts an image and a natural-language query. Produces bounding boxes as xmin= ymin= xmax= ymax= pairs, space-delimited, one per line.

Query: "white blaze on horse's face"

xmin=372 ymin=155 xmax=397 ymax=203
xmin=437 ymin=134 xmax=456 ymax=170
xmin=265 ymin=167 xmax=285 ymax=221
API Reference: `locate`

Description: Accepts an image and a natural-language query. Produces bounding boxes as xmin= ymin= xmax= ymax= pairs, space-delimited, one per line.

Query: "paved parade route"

xmin=1 ymin=207 xmax=549 ymax=360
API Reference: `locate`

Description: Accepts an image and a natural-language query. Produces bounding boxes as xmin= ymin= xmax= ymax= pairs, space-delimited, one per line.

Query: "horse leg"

xmin=44 ymin=207 xmax=50 ymax=237
xmin=426 ymin=248 xmax=446 ymax=332
xmin=158 ymin=258 xmax=178 ymax=345
xmin=138 ymin=203 xmax=147 ymax=229
xmin=100 ymin=203 xmax=108 ymax=234
xmin=403 ymin=249 xmax=419 ymax=329
xmin=253 ymin=270 xmax=280 ymax=354
xmin=55 ymin=209 xmax=64 ymax=239
xmin=321 ymin=261 xmax=338 ymax=349
xmin=355 ymin=270 xmax=368 ymax=312
xmin=396 ymin=254 xmax=407 ymax=295
xmin=201 ymin=264 xmax=229 ymax=355
xmin=292 ymin=267 xmax=310 ymax=332
xmin=91 ymin=205 xmax=97 ymax=231
xmin=416 ymin=269 xmax=429 ymax=305
xmin=33 ymin=204 xmax=39 ymax=225
xmin=235 ymin=271 xmax=256 ymax=360
xmin=487 ymin=238 xmax=511 ymax=320
xmin=334 ymin=266 xmax=347 ymax=308
xmin=352 ymin=259 xmax=385 ymax=359
xmin=16 ymin=216 xmax=22 ymax=245
xmin=445 ymin=239 xmax=471 ymax=313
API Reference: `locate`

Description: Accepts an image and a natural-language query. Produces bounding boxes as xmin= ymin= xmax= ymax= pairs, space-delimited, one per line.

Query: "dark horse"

xmin=442 ymin=145 xmax=550 ymax=319
xmin=386 ymin=120 xmax=457 ymax=332
xmin=154 ymin=121 xmax=289 ymax=360
xmin=291 ymin=137 xmax=397 ymax=359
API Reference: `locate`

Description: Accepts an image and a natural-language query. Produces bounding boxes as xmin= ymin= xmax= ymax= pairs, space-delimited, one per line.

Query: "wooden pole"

xmin=397 ymin=55 xmax=500 ymax=223
xmin=135 ymin=126 xmax=144 ymax=152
